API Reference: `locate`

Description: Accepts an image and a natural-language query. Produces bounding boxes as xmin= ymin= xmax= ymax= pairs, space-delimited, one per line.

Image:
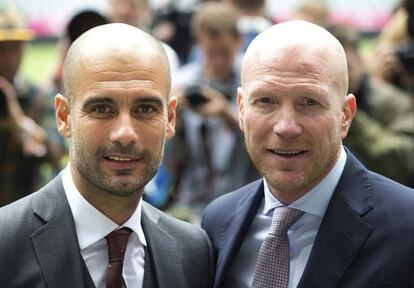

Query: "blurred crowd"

xmin=1 ymin=0 xmax=414 ymax=222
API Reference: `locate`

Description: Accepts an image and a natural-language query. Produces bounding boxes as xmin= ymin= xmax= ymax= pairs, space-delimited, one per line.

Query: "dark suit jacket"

xmin=202 ymin=150 xmax=414 ymax=288
xmin=0 ymin=174 xmax=214 ymax=288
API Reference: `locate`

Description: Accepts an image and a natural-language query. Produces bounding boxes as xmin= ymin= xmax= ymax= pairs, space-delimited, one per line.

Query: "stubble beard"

xmin=71 ymin=137 xmax=164 ymax=198
xmin=246 ymin=136 xmax=341 ymax=196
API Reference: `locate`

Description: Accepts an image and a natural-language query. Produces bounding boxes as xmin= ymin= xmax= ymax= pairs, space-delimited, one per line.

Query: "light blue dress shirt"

xmin=225 ymin=147 xmax=347 ymax=288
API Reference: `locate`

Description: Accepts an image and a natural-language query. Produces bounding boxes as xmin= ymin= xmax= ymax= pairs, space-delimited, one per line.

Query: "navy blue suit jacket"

xmin=202 ymin=151 xmax=414 ymax=288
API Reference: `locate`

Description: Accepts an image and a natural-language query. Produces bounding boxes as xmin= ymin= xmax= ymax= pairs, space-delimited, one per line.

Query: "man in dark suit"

xmin=0 ymin=23 xmax=213 ymax=288
xmin=202 ymin=20 xmax=414 ymax=288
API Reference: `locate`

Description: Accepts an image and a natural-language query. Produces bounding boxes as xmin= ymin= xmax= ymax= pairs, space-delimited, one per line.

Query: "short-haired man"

xmin=202 ymin=20 xmax=414 ymax=287
xmin=0 ymin=23 xmax=213 ymax=288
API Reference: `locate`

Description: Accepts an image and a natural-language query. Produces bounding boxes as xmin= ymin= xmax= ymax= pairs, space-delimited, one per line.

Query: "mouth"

xmin=104 ymin=155 xmax=140 ymax=162
xmin=102 ymin=154 xmax=143 ymax=170
xmin=268 ymin=149 xmax=308 ymax=158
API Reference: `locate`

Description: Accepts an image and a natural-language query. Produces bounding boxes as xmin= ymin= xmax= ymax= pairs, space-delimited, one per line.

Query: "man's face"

xmin=198 ymin=31 xmax=240 ymax=82
xmin=60 ymin=49 xmax=175 ymax=198
xmin=238 ymin=47 xmax=354 ymax=198
xmin=0 ymin=41 xmax=25 ymax=81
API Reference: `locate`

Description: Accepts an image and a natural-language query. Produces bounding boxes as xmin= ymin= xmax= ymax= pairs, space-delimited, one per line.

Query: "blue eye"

xmin=305 ymin=98 xmax=318 ymax=106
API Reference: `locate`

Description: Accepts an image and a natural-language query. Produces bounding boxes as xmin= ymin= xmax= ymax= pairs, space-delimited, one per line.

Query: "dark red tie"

xmin=105 ymin=227 xmax=132 ymax=288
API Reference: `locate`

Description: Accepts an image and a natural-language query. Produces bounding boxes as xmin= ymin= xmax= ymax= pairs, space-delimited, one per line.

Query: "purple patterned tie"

xmin=252 ymin=207 xmax=304 ymax=288
xmin=105 ymin=227 xmax=132 ymax=288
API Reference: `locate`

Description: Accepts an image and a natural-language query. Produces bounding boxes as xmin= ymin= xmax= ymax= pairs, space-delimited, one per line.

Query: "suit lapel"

xmin=215 ymin=180 xmax=264 ymax=287
xmin=31 ymin=175 xmax=94 ymax=288
xmin=298 ymin=151 xmax=374 ymax=287
xmin=141 ymin=203 xmax=187 ymax=288
xmin=143 ymin=246 xmax=156 ymax=288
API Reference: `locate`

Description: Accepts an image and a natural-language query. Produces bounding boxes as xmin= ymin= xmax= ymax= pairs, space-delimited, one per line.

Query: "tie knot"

xmin=270 ymin=207 xmax=304 ymax=236
xmin=105 ymin=227 xmax=132 ymax=263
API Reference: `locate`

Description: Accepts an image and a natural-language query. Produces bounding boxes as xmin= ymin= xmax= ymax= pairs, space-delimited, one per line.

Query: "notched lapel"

xmin=142 ymin=204 xmax=187 ymax=288
xmin=298 ymin=195 xmax=372 ymax=288
xmin=31 ymin=175 xmax=94 ymax=288
xmin=32 ymin=205 xmax=93 ymax=288
xmin=298 ymin=151 xmax=374 ymax=288
xmin=215 ymin=180 xmax=264 ymax=287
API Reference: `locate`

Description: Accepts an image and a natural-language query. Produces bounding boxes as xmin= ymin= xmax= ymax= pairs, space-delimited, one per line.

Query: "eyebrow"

xmin=133 ymin=96 xmax=164 ymax=107
xmin=81 ymin=95 xmax=165 ymax=109
xmin=82 ymin=96 xmax=114 ymax=108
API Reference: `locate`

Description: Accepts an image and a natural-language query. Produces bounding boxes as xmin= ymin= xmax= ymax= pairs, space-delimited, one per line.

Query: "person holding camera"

xmin=0 ymin=5 xmax=65 ymax=205
xmin=165 ymin=2 xmax=258 ymax=222
xmin=370 ymin=0 xmax=414 ymax=100
xmin=328 ymin=24 xmax=414 ymax=187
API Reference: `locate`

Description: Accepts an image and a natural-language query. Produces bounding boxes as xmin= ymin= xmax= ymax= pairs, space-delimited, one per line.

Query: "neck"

xmin=270 ymin=190 xmax=307 ymax=206
xmin=84 ymin=191 xmax=141 ymax=225
xmin=71 ymin=167 xmax=142 ymax=225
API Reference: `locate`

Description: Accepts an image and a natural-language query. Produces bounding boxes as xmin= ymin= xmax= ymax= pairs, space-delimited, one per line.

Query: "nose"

xmin=109 ymin=113 xmax=139 ymax=147
xmin=272 ymin=106 xmax=302 ymax=139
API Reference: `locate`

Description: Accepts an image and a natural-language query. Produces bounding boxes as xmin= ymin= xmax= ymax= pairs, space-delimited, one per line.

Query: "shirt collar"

xmin=62 ymin=164 xmax=147 ymax=250
xmin=263 ymin=146 xmax=347 ymax=217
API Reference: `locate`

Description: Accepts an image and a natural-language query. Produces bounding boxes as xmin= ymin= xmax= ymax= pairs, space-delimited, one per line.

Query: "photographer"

xmin=370 ymin=0 xmax=414 ymax=100
xmin=165 ymin=2 xmax=258 ymax=222
xmin=329 ymin=24 xmax=414 ymax=186
xmin=0 ymin=6 xmax=65 ymax=205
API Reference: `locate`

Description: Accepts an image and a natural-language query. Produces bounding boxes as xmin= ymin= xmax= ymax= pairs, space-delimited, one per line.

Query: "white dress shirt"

xmin=225 ymin=147 xmax=347 ymax=288
xmin=62 ymin=164 xmax=147 ymax=288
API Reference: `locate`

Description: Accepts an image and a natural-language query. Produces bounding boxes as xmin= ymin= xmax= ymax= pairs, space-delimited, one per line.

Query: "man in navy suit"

xmin=202 ymin=20 xmax=414 ymax=288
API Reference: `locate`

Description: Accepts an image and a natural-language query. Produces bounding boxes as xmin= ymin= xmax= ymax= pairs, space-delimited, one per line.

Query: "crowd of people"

xmin=1 ymin=0 xmax=414 ymax=287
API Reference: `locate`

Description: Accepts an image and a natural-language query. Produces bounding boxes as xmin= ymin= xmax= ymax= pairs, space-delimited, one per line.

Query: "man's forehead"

xmin=243 ymin=46 xmax=328 ymax=79
xmin=241 ymin=50 xmax=346 ymax=100
xmin=69 ymin=33 xmax=153 ymax=72
xmin=77 ymin=48 xmax=159 ymax=67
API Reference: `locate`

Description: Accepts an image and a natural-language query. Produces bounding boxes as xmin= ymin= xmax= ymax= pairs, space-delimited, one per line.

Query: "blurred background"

xmin=1 ymin=0 xmax=413 ymax=222
xmin=4 ymin=0 xmax=399 ymax=84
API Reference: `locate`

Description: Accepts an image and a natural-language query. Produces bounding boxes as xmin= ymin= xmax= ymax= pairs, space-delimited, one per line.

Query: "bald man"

xmin=0 ymin=23 xmax=213 ymax=288
xmin=202 ymin=20 xmax=414 ymax=288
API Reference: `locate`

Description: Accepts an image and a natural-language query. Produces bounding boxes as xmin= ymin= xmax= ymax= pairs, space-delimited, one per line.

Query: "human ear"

xmin=166 ymin=96 xmax=177 ymax=139
xmin=340 ymin=93 xmax=356 ymax=139
xmin=237 ymin=87 xmax=245 ymax=132
xmin=55 ymin=94 xmax=71 ymax=138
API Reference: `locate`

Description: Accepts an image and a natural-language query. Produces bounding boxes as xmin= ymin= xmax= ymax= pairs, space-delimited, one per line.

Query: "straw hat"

xmin=0 ymin=5 xmax=33 ymax=42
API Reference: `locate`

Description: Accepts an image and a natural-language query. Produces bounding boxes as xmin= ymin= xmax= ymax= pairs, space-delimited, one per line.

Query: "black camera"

xmin=396 ymin=41 xmax=414 ymax=73
xmin=185 ymin=85 xmax=210 ymax=107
